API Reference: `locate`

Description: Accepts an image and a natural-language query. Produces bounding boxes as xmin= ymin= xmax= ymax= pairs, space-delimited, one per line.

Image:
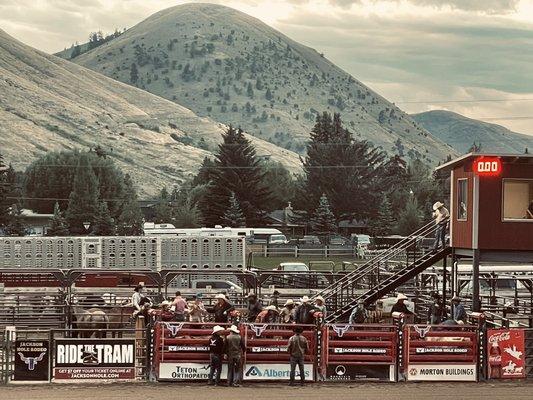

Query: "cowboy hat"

xmin=229 ymin=325 xmax=240 ymax=334
xmin=161 ymin=300 xmax=171 ymax=307
xmin=301 ymin=296 xmax=310 ymax=303
xmin=212 ymin=325 xmax=225 ymax=334
xmin=433 ymin=201 xmax=444 ymax=211
xmin=451 ymin=296 xmax=461 ymax=302
xmin=315 ymin=296 xmax=325 ymax=303
xmin=265 ymin=305 xmax=278 ymax=311
xmin=215 ymin=293 xmax=227 ymax=300
xmin=396 ymin=293 xmax=408 ymax=301
xmin=284 ymin=299 xmax=294 ymax=306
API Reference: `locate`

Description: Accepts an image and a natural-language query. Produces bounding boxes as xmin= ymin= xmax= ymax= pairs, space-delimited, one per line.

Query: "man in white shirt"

xmin=432 ymin=201 xmax=450 ymax=251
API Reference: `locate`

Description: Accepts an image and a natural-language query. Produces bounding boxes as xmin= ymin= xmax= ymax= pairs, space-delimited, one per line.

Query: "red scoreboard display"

xmin=474 ymin=157 xmax=502 ymax=176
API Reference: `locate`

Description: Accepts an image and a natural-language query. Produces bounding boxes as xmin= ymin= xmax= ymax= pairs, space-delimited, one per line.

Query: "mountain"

xmin=0 ymin=28 xmax=300 ymax=198
xmin=64 ymin=3 xmax=456 ymax=164
xmin=412 ymin=110 xmax=533 ymax=154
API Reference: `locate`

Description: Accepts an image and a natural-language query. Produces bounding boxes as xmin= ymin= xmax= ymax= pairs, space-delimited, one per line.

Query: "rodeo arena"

xmin=1 ymin=153 xmax=533 ymax=399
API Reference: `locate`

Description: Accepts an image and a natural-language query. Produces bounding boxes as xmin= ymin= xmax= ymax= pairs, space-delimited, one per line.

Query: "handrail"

xmin=314 ymin=219 xmax=444 ymax=300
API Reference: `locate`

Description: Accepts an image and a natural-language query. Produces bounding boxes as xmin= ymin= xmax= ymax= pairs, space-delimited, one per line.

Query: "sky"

xmin=2 ymin=0 xmax=533 ymax=135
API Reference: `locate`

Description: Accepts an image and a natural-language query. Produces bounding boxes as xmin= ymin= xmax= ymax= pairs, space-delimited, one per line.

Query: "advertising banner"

xmin=326 ymin=364 xmax=395 ymax=382
xmin=407 ymin=364 xmax=477 ymax=381
xmin=53 ymin=339 xmax=135 ymax=380
xmin=243 ymin=363 xmax=314 ymax=380
xmin=159 ymin=363 xmax=228 ymax=380
xmin=14 ymin=340 xmax=50 ymax=381
xmin=488 ymin=329 xmax=526 ymax=379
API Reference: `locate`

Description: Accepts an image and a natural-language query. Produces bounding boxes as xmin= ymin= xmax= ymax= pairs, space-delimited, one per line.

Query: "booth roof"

xmin=435 ymin=152 xmax=533 ymax=172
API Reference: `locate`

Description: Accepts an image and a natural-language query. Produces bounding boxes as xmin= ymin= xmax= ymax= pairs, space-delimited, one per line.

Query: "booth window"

xmin=457 ymin=179 xmax=468 ymax=220
xmin=503 ymin=179 xmax=533 ymax=221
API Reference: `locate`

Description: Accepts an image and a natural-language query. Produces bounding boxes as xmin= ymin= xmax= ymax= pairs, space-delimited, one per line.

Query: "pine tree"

xmin=265 ymin=88 xmax=273 ymax=100
xmin=310 ymin=194 xmax=337 ymax=235
xmin=4 ymin=204 xmax=25 ymax=236
xmin=130 ymin=63 xmax=139 ymax=84
xmin=66 ymin=153 xmax=100 ymax=234
xmin=369 ymin=196 xmax=395 ymax=236
xmin=396 ymin=196 xmax=422 ymax=235
xmin=154 ymin=187 xmax=173 ymax=223
xmin=247 ymin=82 xmax=254 ymax=98
xmin=222 ymin=192 xmax=245 ymax=227
xmin=47 ymin=202 xmax=69 ymax=236
xmin=0 ymin=153 xmax=11 ymax=231
xmin=198 ymin=126 xmax=272 ymax=226
xmin=117 ymin=174 xmax=143 ymax=235
xmin=92 ymin=200 xmax=116 ymax=236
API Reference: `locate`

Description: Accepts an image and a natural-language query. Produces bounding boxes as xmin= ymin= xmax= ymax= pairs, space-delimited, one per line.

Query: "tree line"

xmin=0 ymin=111 xmax=447 ymax=237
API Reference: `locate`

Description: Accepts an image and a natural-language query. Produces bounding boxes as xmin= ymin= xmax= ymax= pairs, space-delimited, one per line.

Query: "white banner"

xmin=243 ymin=363 xmax=314 ymax=380
xmin=407 ymin=364 xmax=477 ymax=381
xmin=159 ymin=363 xmax=228 ymax=380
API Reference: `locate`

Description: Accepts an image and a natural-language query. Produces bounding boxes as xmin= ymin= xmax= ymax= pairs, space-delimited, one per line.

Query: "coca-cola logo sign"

xmin=489 ymin=332 xmax=510 ymax=344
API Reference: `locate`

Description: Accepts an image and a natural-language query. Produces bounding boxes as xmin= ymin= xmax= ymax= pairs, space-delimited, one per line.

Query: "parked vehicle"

xmin=191 ymin=279 xmax=243 ymax=292
xmin=329 ymin=235 xmax=348 ymax=246
xmin=276 ymin=262 xmax=310 ymax=272
xmin=351 ymin=234 xmax=371 ymax=248
xmin=268 ymin=234 xmax=289 ymax=245
xmin=300 ymin=235 xmax=321 ymax=245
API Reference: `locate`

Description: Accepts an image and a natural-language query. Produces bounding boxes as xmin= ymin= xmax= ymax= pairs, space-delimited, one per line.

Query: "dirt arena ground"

xmin=0 ymin=381 xmax=532 ymax=400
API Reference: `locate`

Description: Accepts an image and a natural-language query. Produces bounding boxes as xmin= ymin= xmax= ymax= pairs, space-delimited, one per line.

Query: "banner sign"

xmin=326 ymin=364 xmax=394 ymax=382
xmin=332 ymin=347 xmax=387 ymax=354
xmin=243 ymin=363 xmax=314 ymax=380
xmin=415 ymin=347 xmax=468 ymax=354
xmin=250 ymin=346 xmax=287 ymax=353
xmin=407 ymin=364 xmax=476 ymax=381
xmin=159 ymin=363 xmax=228 ymax=380
xmin=168 ymin=345 xmax=209 ymax=352
xmin=54 ymin=339 xmax=135 ymax=380
xmin=488 ymin=329 xmax=526 ymax=379
xmin=14 ymin=340 xmax=50 ymax=381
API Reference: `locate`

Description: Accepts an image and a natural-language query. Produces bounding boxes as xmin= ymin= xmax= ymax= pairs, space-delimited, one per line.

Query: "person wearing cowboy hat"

xmin=451 ymin=296 xmax=467 ymax=323
xmin=427 ymin=292 xmax=447 ymax=324
xmin=246 ymin=293 xmax=263 ymax=323
xmin=288 ymin=326 xmax=309 ymax=386
xmin=349 ymin=299 xmax=367 ymax=324
xmin=391 ymin=293 xmax=413 ymax=315
xmin=432 ymin=201 xmax=450 ymax=251
xmin=188 ymin=293 xmax=207 ymax=323
xmin=255 ymin=305 xmax=279 ymax=323
xmin=224 ymin=325 xmax=245 ymax=387
xmin=280 ymin=299 xmax=296 ymax=324
xmin=209 ymin=293 xmax=235 ymax=324
xmin=294 ymin=296 xmax=314 ymax=325
xmin=268 ymin=290 xmax=281 ymax=309
xmin=313 ymin=296 xmax=327 ymax=319
xmin=149 ymin=300 xmax=174 ymax=322
xmin=208 ymin=325 xmax=226 ymax=386
xmin=131 ymin=283 xmax=152 ymax=319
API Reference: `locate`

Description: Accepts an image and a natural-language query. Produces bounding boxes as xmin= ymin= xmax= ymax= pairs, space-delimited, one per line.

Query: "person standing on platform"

xmin=211 ymin=294 xmax=234 ymax=323
xmin=280 ymin=299 xmax=296 ymax=324
xmin=171 ymin=291 xmax=188 ymax=322
xmin=451 ymin=296 xmax=467 ymax=323
xmin=432 ymin=201 xmax=450 ymax=251
xmin=246 ymin=293 xmax=263 ymax=323
xmin=225 ymin=325 xmax=245 ymax=387
xmin=391 ymin=293 xmax=413 ymax=315
xmin=208 ymin=325 xmax=225 ymax=386
xmin=287 ymin=326 xmax=309 ymax=386
xmin=188 ymin=293 xmax=207 ymax=323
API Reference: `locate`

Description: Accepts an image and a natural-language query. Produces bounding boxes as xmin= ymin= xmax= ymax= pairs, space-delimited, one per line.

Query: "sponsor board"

xmin=14 ymin=340 xmax=50 ymax=381
xmin=415 ymin=347 xmax=468 ymax=354
xmin=243 ymin=363 xmax=314 ymax=380
xmin=159 ymin=363 xmax=228 ymax=380
xmin=488 ymin=329 xmax=525 ymax=379
xmin=407 ymin=364 xmax=476 ymax=381
xmin=333 ymin=347 xmax=387 ymax=354
xmin=168 ymin=345 xmax=209 ymax=352
xmin=54 ymin=339 xmax=135 ymax=380
xmin=326 ymin=364 xmax=395 ymax=382
xmin=250 ymin=346 xmax=287 ymax=353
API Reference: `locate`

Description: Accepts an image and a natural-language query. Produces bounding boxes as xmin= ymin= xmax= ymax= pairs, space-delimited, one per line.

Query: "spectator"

xmin=255 ymin=305 xmax=279 ymax=323
xmin=171 ymin=291 xmax=188 ymax=322
xmin=211 ymin=294 xmax=234 ymax=323
xmin=432 ymin=201 xmax=450 ymax=251
xmin=287 ymin=326 xmax=309 ymax=386
xmin=451 ymin=296 xmax=467 ymax=323
xmin=188 ymin=293 xmax=207 ymax=323
xmin=225 ymin=325 xmax=245 ymax=387
xmin=295 ymin=296 xmax=314 ymax=325
xmin=208 ymin=325 xmax=225 ymax=386
xmin=391 ymin=293 xmax=413 ymax=315
xmin=280 ymin=299 xmax=296 ymax=324
xmin=246 ymin=293 xmax=263 ymax=323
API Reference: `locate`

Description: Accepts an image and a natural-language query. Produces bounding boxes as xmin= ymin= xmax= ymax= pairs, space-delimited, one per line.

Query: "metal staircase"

xmin=313 ymin=220 xmax=450 ymax=323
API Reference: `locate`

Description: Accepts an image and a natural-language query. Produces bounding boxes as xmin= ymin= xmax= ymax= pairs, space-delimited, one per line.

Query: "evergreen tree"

xmin=261 ymin=161 xmax=295 ymax=210
xmin=0 ymin=153 xmax=11 ymax=230
xmin=130 ymin=63 xmax=139 ymax=84
xmin=265 ymin=88 xmax=273 ymax=100
xmin=198 ymin=126 xmax=272 ymax=226
xmin=4 ymin=204 xmax=25 ymax=236
xmin=65 ymin=153 xmax=100 ymax=234
xmin=369 ymin=196 xmax=395 ymax=236
xmin=247 ymin=82 xmax=254 ymax=98
xmin=310 ymin=194 xmax=337 ymax=235
xmin=396 ymin=196 xmax=422 ymax=235
xmin=222 ymin=192 xmax=245 ymax=227
xmin=116 ymin=174 xmax=143 ymax=235
xmin=92 ymin=200 xmax=116 ymax=236
xmin=154 ymin=187 xmax=173 ymax=223
xmin=47 ymin=202 xmax=69 ymax=236
xmin=192 ymin=157 xmax=216 ymax=187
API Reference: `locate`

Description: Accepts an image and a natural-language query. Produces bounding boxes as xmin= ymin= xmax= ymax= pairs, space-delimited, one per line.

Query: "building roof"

xmin=20 ymin=209 xmax=53 ymax=218
xmin=338 ymin=219 xmax=367 ymax=229
xmin=435 ymin=152 xmax=533 ymax=172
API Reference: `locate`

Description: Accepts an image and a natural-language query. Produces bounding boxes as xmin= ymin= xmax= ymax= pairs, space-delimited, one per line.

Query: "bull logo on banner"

xmin=249 ymin=324 xmax=269 ymax=337
xmin=18 ymin=352 xmax=46 ymax=371
xmin=164 ymin=322 xmax=185 ymax=336
xmin=332 ymin=324 xmax=351 ymax=338
xmin=413 ymin=325 xmax=431 ymax=339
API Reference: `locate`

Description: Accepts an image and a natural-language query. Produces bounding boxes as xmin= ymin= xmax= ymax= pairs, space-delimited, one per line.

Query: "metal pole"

xmin=442 ymin=254 xmax=447 ymax=304
xmin=472 ymin=249 xmax=481 ymax=312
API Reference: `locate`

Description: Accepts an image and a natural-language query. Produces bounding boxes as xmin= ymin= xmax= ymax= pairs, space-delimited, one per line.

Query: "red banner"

xmin=487 ymin=329 xmax=525 ymax=379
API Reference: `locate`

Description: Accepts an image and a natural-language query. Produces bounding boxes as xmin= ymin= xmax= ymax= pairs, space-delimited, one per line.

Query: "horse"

xmin=72 ymin=307 xmax=109 ymax=338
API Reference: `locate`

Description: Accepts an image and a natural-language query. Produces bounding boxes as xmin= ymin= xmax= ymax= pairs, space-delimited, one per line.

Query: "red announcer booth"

xmin=242 ymin=323 xmax=317 ymax=381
